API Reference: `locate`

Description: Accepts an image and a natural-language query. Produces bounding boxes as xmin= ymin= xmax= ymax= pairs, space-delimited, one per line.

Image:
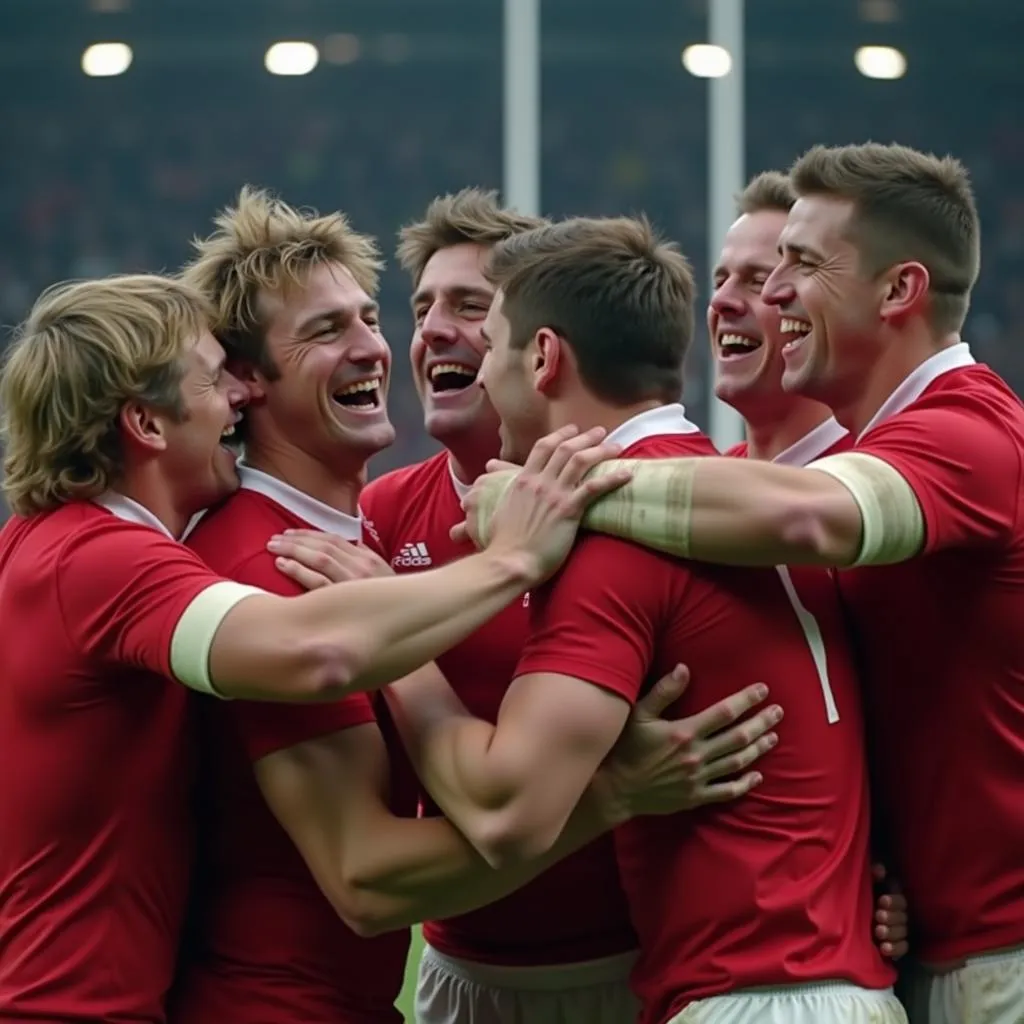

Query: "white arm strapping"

xmin=169 ymin=581 xmax=266 ymax=698
xmin=806 ymin=452 xmax=925 ymax=567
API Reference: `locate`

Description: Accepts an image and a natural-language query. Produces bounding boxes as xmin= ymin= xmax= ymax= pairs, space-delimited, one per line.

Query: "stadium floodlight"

xmin=854 ymin=45 xmax=906 ymax=80
xmin=264 ymin=41 xmax=319 ymax=76
xmin=681 ymin=44 xmax=732 ymax=79
xmin=81 ymin=42 xmax=133 ymax=77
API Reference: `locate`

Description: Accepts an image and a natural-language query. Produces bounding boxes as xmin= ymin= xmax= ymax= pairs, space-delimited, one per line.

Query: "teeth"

xmin=780 ymin=318 xmax=811 ymax=336
xmin=718 ymin=333 xmax=760 ymax=351
xmin=429 ymin=363 xmax=477 ymax=381
xmin=337 ymin=378 xmax=381 ymax=396
xmin=221 ymin=425 xmax=235 ymax=438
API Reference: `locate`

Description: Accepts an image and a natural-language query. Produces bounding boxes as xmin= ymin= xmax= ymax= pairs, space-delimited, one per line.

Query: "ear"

xmin=532 ymin=328 xmax=564 ymax=396
xmin=119 ymin=401 xmax=170 ymax=456
xmin=880 ymin=262 xmax=930 ymax=325
xmin=230 ymin=359 xmax=267 ymax=402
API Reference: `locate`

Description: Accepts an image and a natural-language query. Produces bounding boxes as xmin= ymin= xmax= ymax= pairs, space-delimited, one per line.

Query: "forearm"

xmin=211 ymin=550 xmax=534 ymax=701
xmin=472 ymin=459 xmax=863 ymax=568
xmin=348 ymin=783 xmax=620 ymax=934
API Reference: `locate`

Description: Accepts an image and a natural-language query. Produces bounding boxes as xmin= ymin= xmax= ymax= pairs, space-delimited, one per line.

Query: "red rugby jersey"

xmin=361 ymin=452 xmax=637 ymax=966
xmin=174 ymin=466 xmax=414 ymax=1023
xmin=0 ymin=496 xmax=227 ymax=1022
xmin=835 ymin=346 xmax=1024 ymax=963
xmin=516 ymin=404 xmax=892 ymax=1023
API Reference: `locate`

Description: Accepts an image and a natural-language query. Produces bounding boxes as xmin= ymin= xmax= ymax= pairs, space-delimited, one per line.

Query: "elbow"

xmin=468 ymin=807 xmax=559 ymax=869
xmin=287 ymin=635 xmax=369 ymax=702
xmin=774 ymin=492 xmax=858 ymax=567
xmin=326 ymin=876 xmax=404 ymax=938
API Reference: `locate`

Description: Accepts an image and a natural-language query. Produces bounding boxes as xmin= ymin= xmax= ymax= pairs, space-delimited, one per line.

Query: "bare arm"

xmin=169 ymin=426 xmax=632 ymax=702
xmin=463 ymin=453 xmax=925 ymax=569
xmin=385 ymin=667 xmax=780 ymax=867
xmin=253 ymin=720 xmax=628 ymax=937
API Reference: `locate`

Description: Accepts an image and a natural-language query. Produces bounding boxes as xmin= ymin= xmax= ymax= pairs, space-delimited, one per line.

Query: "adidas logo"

xmin=393 ymin=542 xmax=432 ymax=568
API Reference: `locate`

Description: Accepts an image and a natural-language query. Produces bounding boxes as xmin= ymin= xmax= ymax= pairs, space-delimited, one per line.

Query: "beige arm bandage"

xmin=169 ymin=581 xmax=266 ymax=697
xmin=466 ymin=459 xmax=697 ymax=559
xmin=806 ymin=452 xmax=925 ymax=566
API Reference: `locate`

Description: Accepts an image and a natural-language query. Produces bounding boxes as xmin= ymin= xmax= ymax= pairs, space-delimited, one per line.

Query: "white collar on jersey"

xmin=773 ymin=416 xmax=848 ymax=467
xmin=443 ymin=403 xmax=700 ymax=503
xmin=447 ymin=457 xmax=473 ymax=502
xmin=93 ymin=491 xmax=175 ymax=539
xmin=237 ymin=459 xmax=362 ymax=540
xmin=605 ymin=403 xmax=700 ymax=449
xmin=858 ymin=342 xmax=976 ymax=440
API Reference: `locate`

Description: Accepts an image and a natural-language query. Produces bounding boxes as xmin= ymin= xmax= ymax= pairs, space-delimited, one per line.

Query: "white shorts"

xmin=900 ymin=947 xmax=1024 ymax=1024
xmin=668 ymin=981 xmax=908 ymax=1024
xmin=414 ymin=942 xmax=640 ymax=1024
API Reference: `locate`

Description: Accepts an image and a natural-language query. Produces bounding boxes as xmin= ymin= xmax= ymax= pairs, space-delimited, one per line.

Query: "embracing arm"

xmin=465 ymin=453 xmax=926 ymax=569
xmin=253 ymin=720 xmax=629 ymax=937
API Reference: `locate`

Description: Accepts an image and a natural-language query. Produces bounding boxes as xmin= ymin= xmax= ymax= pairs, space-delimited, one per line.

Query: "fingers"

xmin=634 ymin=664 xmax=690 ymax=719
xmin=540 ymin=427 xmax=613 ymax=483
xmin=687 ymin=683 xmax=773 ymax=739
xmin=449 ymin=521 xmax=470 ymax=544
xmin=520 ymin=424 xmax=582 ymax=475
xmin=699 ymin=731 xmax=779 ymax=784
xmin=692 ymin=770 xmax=765 ymax=804
xmin=273 ymin=556 xmax=333 ymax=591
xmin=485 ymin=458 xmax=524 ymax=474
xmin=699 ymin=703 xmax=784 ymax=764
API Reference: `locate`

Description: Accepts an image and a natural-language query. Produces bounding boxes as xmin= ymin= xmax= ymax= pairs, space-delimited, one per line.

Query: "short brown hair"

xmin=737 ymin=170 xmax=796 ymax=216
xmin=1 ymin=274 xmax=210 ymax=516
xmin=182 ymin=186 xmax=382 ymax=377
xmin=396 ymin=188 xmax=546 ymax=283
xmin=790 ymin=143 xmax=980 ymax=332
xmin=485 ymin=216 xmax=695 ymax=406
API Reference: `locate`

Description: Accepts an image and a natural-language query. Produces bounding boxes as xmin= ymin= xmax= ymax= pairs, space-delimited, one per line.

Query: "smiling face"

xmin=708 ymin=209 xmax=790 ymax=415
xmin=409 ymin=242 xmax=502 ymax=445
xmin=249 ymin=261 xmax=395 ymax=471
xmin=762 ymin=195 xmax=888 ymax=404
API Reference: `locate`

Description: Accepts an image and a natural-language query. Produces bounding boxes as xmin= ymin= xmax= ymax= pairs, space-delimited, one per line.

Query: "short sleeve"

xmin=857 ymin=398 xmax=1023 ymax=553
xmin=56 ymin=519 xmax=228 ymax=678
xmin=515 ymin=533 xmax=670 ymax=704
xmin=218 ymin=547 xmax=377 ymax=762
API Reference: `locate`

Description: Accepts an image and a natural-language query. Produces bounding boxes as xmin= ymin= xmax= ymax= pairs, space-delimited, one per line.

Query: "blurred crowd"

xmin=3 ymin=55 xmax=1024 ymax=490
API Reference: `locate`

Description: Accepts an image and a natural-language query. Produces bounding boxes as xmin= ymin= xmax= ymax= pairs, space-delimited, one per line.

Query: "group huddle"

xmin=0 ymin=140 xmax=1021 ymax=1024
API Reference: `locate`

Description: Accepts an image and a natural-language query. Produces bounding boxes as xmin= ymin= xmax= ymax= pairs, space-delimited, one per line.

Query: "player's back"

xmin=542 ymin=433 xmax=890 ymax=1022
xmin=175 ymin=484 xmax=411 ymax=1024
xmin=0 ymin=505 xmax=196 ymax=1022
xmin=835 ymin=362 xmax=1024 ymax=962
xmin=361 ymin=454 xmax=636 ymax=966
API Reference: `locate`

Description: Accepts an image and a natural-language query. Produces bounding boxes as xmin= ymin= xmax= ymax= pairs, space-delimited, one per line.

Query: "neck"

xmin=552 ymin=395 xmax=665 ymax=440
xmin=830 ymin=328 xmax=961 ymax=437
xmin=742 ymin=398 xmax=834 ymax=462
xmin=439 ymin=430 xmax=502 ymax=487
xmin=115 ymin=468 xmax=195 ymax=540
xmin=244 ymin=438 xmax=364 ymax=516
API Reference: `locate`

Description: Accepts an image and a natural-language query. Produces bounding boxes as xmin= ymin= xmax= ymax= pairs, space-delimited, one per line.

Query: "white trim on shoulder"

xmin=773 ymin=417 xmax=848 ymax=468
xmin=606 ymin=404 xmax=701 ymax=449
xmin=169 ymin=581 xmax=266 ymax=697
xmin=859 ymin=343 xmax=976 ymax=440
xmin=238 ymin=460 xmax=362 ymax=540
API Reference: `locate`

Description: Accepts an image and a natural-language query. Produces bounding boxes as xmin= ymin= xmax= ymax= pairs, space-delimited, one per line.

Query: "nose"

xmin=762 ymin=266 xmax=795 ymax=308
xmin=349 ymin=320 xmax=392 ymax=365
xmin=709 ymin=281 xmax=746 ymax=319
xmin=420 ymin=303 xmax=458 ymax=348
xmin=225 ymin=370 xmax=250 ymax=409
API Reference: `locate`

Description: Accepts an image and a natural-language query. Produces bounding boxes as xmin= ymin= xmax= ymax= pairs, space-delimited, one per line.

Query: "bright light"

xmin=264 ymin=41 xmax=319 ymax=76
xmin=854 ymin=45 xmax=906 ymax=80
xmin=681 ymin=44 xmax=732 ymax=79
xmin=81 ymin=42 xmax=133 ymax=77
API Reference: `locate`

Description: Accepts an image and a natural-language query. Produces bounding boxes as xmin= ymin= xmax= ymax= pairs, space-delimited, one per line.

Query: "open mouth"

xmin=428 ymin=362 xmax=478 ymax=394
xmin=332 ymin=377 xmax=383 ymax=411
xmin=779 ymin=318 xmax=812 ymax=354
xmin=717 ymin=332 xmax=763 ymax=360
